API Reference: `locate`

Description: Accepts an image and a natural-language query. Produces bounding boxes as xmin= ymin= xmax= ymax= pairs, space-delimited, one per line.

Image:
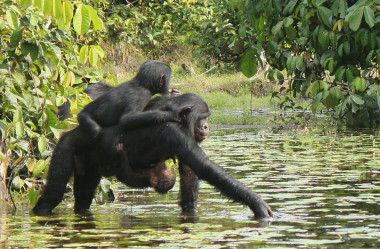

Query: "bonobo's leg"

xmin=73 ymin=169 xmax=101 ymax=214
xmin=33 ymin=130 xmax=77 ymax=214
xmin=179 ymin=162 xmax=199 ymax=214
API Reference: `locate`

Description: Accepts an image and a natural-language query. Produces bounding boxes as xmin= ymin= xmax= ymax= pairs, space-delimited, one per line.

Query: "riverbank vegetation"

xmin=0 ymin=0 xmax=379 ymax=203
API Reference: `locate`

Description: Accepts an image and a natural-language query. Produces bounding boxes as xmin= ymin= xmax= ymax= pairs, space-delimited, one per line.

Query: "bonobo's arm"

xmin=119 ymin=110 xmax=180 ymax=130
xmin=164 ymin=126 xmax=273 ymax=219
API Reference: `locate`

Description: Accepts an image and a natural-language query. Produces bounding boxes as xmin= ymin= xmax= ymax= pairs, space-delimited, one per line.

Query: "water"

xmin=1 ymin=128 xmax=379 ymax=248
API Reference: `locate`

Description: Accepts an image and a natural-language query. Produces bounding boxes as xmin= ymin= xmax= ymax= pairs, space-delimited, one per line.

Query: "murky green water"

xmin=1 ymin=128 xmax=379 ymax=248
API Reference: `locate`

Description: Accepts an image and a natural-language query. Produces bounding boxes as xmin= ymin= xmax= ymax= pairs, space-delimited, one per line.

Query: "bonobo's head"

xmin=170 ymin=94 xmax=211 ymax=142
xmin=150 ymin=162 xmax=176 ymax=194
xmin=135 ymin=60 xmax=172 ymax=94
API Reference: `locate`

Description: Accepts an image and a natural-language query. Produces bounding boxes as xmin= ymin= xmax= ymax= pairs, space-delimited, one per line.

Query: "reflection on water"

xmin=1 ymin=128 xmax=379 ymax=248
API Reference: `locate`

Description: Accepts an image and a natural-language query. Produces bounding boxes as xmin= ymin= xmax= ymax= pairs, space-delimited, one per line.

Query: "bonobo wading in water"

xmin=33 ymin=94 xmax=273 ymax=219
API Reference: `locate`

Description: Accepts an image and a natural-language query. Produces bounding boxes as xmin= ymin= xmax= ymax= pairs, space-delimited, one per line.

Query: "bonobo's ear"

xmin=179 ymin=106 xmax=192 ymax=121
xmin=159 ymin=74 xmax=165 ymax=88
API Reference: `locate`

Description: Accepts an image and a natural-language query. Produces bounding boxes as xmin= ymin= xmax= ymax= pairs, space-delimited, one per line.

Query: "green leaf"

xmin=325 ymin=88 xmax=341 ymax=109
xmin=377 ymin=86 xmax=380 ymax=109
xmin=41 ymin=0 xmax=52 ymax=15
xmin=86 ymin=5 xmax=103 ymax=31
xmin=89 ymin=46 xmax=99 ymax=67
xmin=348 ymin=7 xmax=363 ymax=31
xmin=6 ymin=10 xmax=19 ymax=30
xmin=353 ymin=77 xmax=366 ymax=92
xmin=15 ymin=122 xmax=25 ymax=138
xmin=73 ymin=4 xmax=91 ymax=35
xmin=351 ymin=93 xmax=364 ymax=105
xmin=21 ymin=42 xmax=39 ymax=61
xmin=38 ymin=136 xmax=47 ymax=154
xmin=284 ymin=17 xmax=294 ymax=27
xmin=240 ymin=50 xmax=257 ymax=78
xmin=318 ymin=30 xmax=329 ymax=50
xmin=271 ymin=21 xmax=283 ymax=35
xmin=363 ymin=6 xmax=375 ymax=28
xmin=10 ymin=28 xmax=23 ymax=46
xmin=33 ymin=160 xmax=47 ymax=177
xmin=28 ymin=186 xmax=40 ymax=207
xmin=317 ymin=6 xmax=332 ymax=28
xmin=79 ymin=45 xmax=89 ymax=64
xmin=285 ymin=26 xmax=297 ymax=39
xmin=52 ymin=0 xmax=63 ymax=19
xmin=58 ymin=0 xmax=73 ymax=30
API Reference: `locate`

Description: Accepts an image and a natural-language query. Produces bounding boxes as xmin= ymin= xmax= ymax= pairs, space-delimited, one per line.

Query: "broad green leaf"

xmin=79 ymin=45 xmax=89 ymax=64
xmin=284 ymin=17 xmax=294 ymax=27
xmin=15 ymin=121 xmax=25 ymax=138
xmin=363 ymin=6 xmax=375 ymax=28
xmin=348 ymin=7 xmax=363 ymax=31
xmin=28 ymin=186 xmax=40 ymax=207
xmin=271 ymin=21 xmax=283 ymax=35
xmin=10 ymin=28 xmax=23 ymax=46
xmin=351 ymin=93 xmax=364 ymax=105
xmin=62 ymin=71 xmax=75 ymax=87
xmin=0 ymin=151 xmax=5 ymax=161
xmin=6 ymin=10 xmax=19 ymax=30
xmin=318 ymin=30 xmax=329 ymax=50
xmin=285 ymin=26 xmax=297 ymax=39
xmin=240 ymin=50 xmax=257 ymax=78
xmin=296 ymin=56 xmax=304 ymax=70
xmin=21 ymin=42 xmax=39 ymax=61
xmin=13 ymin=109 xmax=23 ymax=122
xmin=59 ymin=0 xmax=73 ymax=30
xmin=33 ymin=159 xmax=47 ymax=177
xmin=38 ymin=136 xmax=47 ymax=154
xmin=345 ymin=69 xmax=354 ymax=83
xmin=73 ymin=4 xmax=91 ymax=35
xmin=353 ymin=77 xmax=366 ymax=92
xmin=52 ymin=0 xmax=63 ymax=19
xmin=377 ymin=86 xmax=380 ymax=109
xmin=41 ymin=0 xmax=52 ymax=15
xmin=86 ymin=5 xmax=103 ymax=31
xmin=46 ymin=108 xmax=58 ymax=127
xmin=335 ymin=66 xmax=345 ymax=81
xmin=89 ymin=46 xmax=99 ymax=67
xmin=317 ymin=6 xmax=332 ymax=28
xmin=20 ymin=0 xmax=32 ymax=8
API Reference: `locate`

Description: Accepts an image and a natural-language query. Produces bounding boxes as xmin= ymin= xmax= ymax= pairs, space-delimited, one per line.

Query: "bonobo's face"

xmin=195 ymin=117 xmax=209 ymax=142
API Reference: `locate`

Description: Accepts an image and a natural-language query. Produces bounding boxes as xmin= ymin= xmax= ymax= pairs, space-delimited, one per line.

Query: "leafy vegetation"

xmin=0 ymin=0 xmax=105 ymax=201
xmin=236 ymin=0 xmax=380 ymax=127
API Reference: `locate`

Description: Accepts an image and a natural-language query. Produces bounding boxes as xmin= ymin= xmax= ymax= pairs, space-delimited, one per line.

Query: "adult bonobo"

xmin=33 ymin=94 xmax=273 ymax=219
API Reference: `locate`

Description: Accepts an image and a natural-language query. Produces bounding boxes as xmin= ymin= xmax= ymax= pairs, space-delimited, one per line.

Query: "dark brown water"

xmin=1 ymin=128 xmax=379 ymax=248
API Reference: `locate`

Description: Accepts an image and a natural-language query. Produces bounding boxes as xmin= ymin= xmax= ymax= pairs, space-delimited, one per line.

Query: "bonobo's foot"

xmin=74 ymin=207 xmax=92 ymax=216
xmin=250 ymin=200 xmax=273 ymax=219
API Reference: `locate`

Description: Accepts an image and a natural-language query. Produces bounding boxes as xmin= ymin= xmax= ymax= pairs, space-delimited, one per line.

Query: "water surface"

xmin=1 ymin=128 xmax=379 ymax=248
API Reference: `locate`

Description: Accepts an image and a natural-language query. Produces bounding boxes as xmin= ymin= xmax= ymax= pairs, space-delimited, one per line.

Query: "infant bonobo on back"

xmin=76 ymin=60 xmax=172 ymax=144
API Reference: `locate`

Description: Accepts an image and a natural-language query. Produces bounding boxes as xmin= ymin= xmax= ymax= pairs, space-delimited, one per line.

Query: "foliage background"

xmin=0 ymin=0 xmax=379 ymax=204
